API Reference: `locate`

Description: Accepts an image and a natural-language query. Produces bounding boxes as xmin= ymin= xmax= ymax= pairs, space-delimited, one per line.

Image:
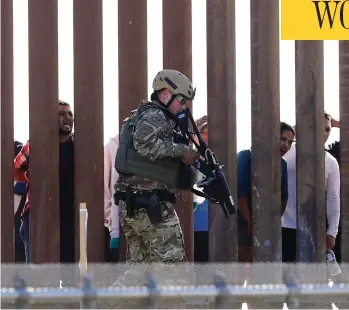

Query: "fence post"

xmin=295 ymin=41 xmax=326 ymax=263
xmin=79 ymin=202 xmax=88 ymax=279
xmin=118 ymin=0 xmax=148 ymax=262
xmin=250 ymin=0 xmax=281 ymax=262
xmin=28 ymin=0 xmax=60 ymax=263
xmin=339 ymin=41 xmax=349 ymax=263
xmin=206 ymin=0 xmax=238 ymax=263
xmin=163 ymin=0 xmax=194 ymax=261
xmin=73 ymin=0 xmax=104 ymax=263
xmin=295 ymin=40 xmax=327 ymax=310
xmin=0 ymin=0 xmax=14 ymax=263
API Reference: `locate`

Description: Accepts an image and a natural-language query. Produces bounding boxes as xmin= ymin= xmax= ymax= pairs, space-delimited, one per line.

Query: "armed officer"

xmin=113 ymin=69 xmax=200 ymax=286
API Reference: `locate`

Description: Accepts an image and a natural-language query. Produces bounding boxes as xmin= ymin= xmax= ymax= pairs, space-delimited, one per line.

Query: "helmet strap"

xmin=166 ymin=95 xmax=177 ymax=108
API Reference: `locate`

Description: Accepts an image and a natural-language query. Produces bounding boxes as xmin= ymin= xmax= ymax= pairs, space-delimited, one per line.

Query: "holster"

xmin=114 ymin=189 xmax=175 ymax=225
xmin=144 ymin=194 xmax=162 ymax=224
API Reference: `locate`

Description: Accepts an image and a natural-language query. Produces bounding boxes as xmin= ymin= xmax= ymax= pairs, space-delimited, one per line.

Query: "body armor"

xmin=114 ymin=101 xmax=195 ymax=190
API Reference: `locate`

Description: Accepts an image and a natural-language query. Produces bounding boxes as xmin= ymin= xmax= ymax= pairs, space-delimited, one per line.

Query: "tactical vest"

xmin=114 ymin=101 xmax=196 ymax=190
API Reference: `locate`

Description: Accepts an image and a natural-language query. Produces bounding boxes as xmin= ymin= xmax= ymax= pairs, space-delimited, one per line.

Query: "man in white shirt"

xmin=326 ymin=117 xmax=342 ymax=262
xmin=281 ymin=113 xmax=340 ymax=262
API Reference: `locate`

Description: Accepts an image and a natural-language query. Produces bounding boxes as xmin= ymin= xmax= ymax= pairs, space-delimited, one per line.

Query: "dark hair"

xmin=14 ymin=140 xmax=23 ymax=158
xmin=281 ymin=121 xmax=295 ymax=136
xmin=59 ymin=100 xmax=70 ymax=106
xmin=150 ymin=92 xmax=158 ymax=101
xmin=324 ymin=112 xmax=332 ymax=121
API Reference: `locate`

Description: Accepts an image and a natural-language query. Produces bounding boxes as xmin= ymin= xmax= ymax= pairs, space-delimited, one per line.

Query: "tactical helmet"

xmin=152 ymin=69 xmax=196 ymax=100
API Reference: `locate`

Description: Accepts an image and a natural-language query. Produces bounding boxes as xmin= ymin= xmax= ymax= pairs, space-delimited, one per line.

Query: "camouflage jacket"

xmin=115 ymin=102 xmax=187 ymax=193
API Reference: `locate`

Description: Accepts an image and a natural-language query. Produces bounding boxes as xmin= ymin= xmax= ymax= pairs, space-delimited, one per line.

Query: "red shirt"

xmin=14 ymin=141 xmax=30 ymax=214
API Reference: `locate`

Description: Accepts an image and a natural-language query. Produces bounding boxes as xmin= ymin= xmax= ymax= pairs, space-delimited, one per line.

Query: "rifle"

xmin=174 ymin=108 xmax=237 ymax=218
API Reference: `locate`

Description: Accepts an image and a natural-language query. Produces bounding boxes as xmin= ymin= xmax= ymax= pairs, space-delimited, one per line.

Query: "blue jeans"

xmin=19 ymin=216 xmax=30 ymax=263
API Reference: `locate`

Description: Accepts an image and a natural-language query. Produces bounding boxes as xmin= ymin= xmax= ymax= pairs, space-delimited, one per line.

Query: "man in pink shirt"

xmin=104 ymin=134 xmax=120 ymax=261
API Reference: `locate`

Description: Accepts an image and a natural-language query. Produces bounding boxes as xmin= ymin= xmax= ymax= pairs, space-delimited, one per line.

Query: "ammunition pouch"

xmin=114 ymin=188 xmax=176 ymax=225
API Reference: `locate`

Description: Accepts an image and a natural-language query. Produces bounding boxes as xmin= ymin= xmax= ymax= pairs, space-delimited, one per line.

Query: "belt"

xmin=114 ymin=189 xmax=176 ymax=204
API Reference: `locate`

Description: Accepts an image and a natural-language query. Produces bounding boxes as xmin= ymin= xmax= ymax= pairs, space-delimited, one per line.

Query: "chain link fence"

xmin=1 ymin=263 xmax=349 ymax=309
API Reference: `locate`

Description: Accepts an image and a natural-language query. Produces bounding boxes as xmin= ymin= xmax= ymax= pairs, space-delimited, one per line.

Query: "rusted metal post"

xmin=206 ymin=0 xmax=237 ymax=262
xmin=74 ymin=0 xmax=104 ymax=262
xmin=1 ymin=0 xmax=14 ymax=263
xmin=250 ymin=0 xmax=281 ymax=262
xmin=28 ymin=0 xmax=60 ymax=263
xmin=339 ymin=41 xmax=349 ymax=262
xmin=163 ymin=0 xmax=194 ymax=261
xmin=295 ymin=41 xmax=326 ymax=263
xmin=118 ymin=0 xmax=148 ymax=125
xmin=118 ymin=0 xmax=148 ymax=262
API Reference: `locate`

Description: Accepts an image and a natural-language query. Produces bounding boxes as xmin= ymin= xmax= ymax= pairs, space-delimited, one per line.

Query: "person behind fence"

xmin=326 ymin=116 xmax=341 ymax=262
xmin=237 ymin=122 xmax=295 ymax=263
xmin=282 ymin=112 xmax=340 ymax=263
xmin=192 ymin=115 xmax=209 ymax=262
xmin=14 ymin=100 xmax=76 ymax=265
xmin=281 ymin=113 xmax=340 ymax=263
xmin=113 ymin=69 xmax=200 ymax=286
xmin=104 ymin=134 xmax=120 ymax=262
xmin=14 ymin=140 xmax=27 ymax=263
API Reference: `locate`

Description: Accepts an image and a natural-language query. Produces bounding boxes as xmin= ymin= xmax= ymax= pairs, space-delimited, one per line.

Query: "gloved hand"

xmin=110 ymin=237 xmax=120 ymax=249
xmin=181 ymin=147 xmax=200 ymax=166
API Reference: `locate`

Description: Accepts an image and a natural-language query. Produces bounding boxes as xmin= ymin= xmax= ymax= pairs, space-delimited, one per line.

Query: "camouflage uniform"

xmin=116 ymin=105 xmax=187 ymax=257
xmin=103 ymin=70 xmax=205 ymax=308
xmin=113 ymin=105 xmax=191 ymax=289
xmin=112 ymin=70 xmax=200 ymax=295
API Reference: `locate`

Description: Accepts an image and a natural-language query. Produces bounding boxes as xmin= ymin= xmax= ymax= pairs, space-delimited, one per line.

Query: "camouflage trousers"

xmin=112 ymin=199 xmax=195 ymax=287
xmin=119 ymin=199 xmax=186 ymax=263
xmin=104 ymin=199 xmax=211 ymax=308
